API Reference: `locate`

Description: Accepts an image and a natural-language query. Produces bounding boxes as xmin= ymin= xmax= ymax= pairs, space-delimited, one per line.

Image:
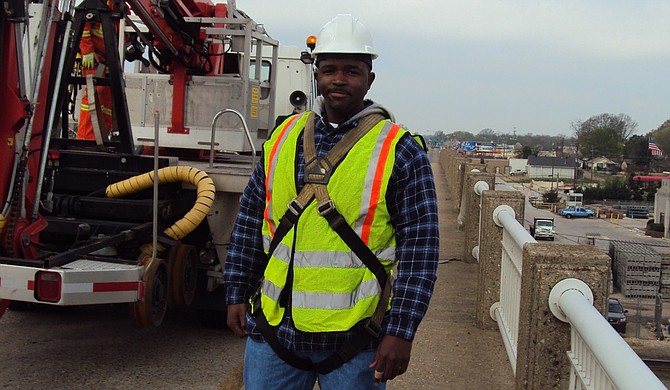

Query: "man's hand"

xmin=82 ymin=53 xmax=95 ymax=69
xmin=227 ymin=303 xmax=249 ymax=338
xmin=369 ymin=335 xmax=413 ymax=384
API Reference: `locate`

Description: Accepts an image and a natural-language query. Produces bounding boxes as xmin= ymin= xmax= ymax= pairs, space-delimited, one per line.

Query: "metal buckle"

xmin=363 ymin=318 xmax=382 ymax=338
xmin=317 ymin=200 xmax=335 ymax=216
xmin=288 ymin=199 xmax=303 ymax=217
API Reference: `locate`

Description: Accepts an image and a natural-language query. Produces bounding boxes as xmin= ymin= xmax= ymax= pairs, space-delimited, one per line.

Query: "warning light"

xmin=306 ymin=35 xmax=317 ymax=50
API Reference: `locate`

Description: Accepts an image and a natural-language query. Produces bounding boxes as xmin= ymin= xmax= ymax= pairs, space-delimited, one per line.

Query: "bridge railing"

xmin=439 ymin=149 xmax=666 ymax=389
xmin=491 ymin=205 xmax=535 ymax=375
xmin=550 ymin=280 xmax=666 ymax=389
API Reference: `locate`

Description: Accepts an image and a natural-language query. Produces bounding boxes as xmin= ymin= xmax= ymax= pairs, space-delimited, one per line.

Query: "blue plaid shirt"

xmin=224 ymin=113 xmax=439 ymax=352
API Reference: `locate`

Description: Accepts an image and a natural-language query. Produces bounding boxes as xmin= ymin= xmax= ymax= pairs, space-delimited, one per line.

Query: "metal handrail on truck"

xmin=204 ymin=109 xmax=257 ymax=170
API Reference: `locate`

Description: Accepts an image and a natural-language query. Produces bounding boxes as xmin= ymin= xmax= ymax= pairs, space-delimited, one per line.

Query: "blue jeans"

xmin=244 ymin=337 xmax=386 ymax=390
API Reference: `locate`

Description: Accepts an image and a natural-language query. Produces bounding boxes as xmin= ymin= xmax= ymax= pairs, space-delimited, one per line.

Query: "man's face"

xmin=315 ymin=57 xmax=375 ymax=124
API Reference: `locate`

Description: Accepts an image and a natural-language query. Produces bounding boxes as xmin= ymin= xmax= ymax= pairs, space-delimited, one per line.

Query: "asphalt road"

xmin=0 ymin=304 xmax=245 ymax=389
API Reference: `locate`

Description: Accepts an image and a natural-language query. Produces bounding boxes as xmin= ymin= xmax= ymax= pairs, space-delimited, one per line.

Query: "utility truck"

xmin=0 ymin=0 xmax=314 ymax=327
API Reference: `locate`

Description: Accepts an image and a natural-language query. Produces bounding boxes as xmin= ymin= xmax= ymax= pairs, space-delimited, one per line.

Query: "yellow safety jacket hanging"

xmin=259 ymin=111 xmax=407 ymax=333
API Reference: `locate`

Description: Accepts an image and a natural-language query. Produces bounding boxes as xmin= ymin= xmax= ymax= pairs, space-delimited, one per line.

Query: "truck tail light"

xmin=35 ymin=271 xmax=61 ymax=303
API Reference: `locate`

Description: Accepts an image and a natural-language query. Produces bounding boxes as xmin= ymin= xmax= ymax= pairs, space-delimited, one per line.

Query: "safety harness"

xmin=252 ymin=112 xmax=393 ymax=374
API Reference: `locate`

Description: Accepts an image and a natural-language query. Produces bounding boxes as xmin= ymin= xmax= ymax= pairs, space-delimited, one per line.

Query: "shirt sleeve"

xmin=383 ymin=134 xmax=439 ymax=341
xmin=224 ymin=159 xmax=268 ymax=305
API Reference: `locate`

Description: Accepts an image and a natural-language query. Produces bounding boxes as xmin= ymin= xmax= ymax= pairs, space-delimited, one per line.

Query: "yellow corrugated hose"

xmin=0 ymin=214 xmax=5 ymax=234
xmin=105 ymin=166 xmax=215 ymax=255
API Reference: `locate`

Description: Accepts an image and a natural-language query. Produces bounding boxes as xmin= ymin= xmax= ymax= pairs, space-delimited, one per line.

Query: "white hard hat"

xmin=312 ymin=14 xmax=378 ymax=60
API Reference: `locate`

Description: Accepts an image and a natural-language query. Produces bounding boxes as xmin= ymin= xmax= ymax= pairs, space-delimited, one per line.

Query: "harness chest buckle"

xmin=304 ymin=157 xmax=333 ymax=184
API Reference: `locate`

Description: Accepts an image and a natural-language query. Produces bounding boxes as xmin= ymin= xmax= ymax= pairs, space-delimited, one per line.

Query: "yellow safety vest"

xmin=259 ymin=112 xmax=407 ymax=333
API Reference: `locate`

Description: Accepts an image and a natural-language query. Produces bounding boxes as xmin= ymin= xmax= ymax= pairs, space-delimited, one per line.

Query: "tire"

xmin=588 ymin=214 xmax=594 ymax=219
xmin=565 ymin=214 xmax=572 ymax=219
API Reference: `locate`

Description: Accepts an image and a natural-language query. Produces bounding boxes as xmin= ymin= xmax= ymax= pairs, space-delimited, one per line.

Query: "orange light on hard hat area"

xmin=306 ymin=35 xmax=317 ymax=50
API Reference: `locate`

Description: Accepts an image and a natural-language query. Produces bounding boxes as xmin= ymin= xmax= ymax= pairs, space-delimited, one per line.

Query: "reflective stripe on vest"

xmin=259 ymin=114 xmax=405 ymax=332
xmin=263 ymin=113 xmax=308 ymax=236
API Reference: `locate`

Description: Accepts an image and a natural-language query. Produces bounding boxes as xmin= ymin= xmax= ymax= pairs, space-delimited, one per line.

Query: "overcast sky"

xmin=235 ymin=0 xmax=670 ymax=137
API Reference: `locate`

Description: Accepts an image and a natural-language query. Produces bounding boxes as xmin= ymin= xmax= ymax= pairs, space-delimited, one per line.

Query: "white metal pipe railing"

xmin=490 ymin=205 xmax=536 ymax=374
xmin=549 ymin=279 xmax=666 ymax=390
xmin=493 ymin=205 xmax=536 ymax=246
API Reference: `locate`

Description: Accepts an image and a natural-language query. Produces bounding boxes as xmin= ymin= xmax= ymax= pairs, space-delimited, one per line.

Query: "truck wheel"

xmin=131 ymin=255 xmax=169 ymax=328
xmin=565 ymin=214 xmax=572 ymax=219
xmin=588 ymin=214 xmax=594 ymax=219
xmin=168 ymin=244 xmax=198 ymax=307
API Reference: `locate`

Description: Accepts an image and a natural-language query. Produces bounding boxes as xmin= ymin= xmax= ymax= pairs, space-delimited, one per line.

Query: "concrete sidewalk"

xmin=391 ymin=160 xmax=515 ymax=389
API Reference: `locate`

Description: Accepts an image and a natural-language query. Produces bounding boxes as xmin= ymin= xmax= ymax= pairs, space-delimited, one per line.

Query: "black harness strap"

xmin=318 ymin=204 xmax=388 ymax=287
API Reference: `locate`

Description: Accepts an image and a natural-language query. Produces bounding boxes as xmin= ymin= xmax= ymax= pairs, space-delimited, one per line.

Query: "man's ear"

xmin=367 ymin=72 xmax=376 ymax=90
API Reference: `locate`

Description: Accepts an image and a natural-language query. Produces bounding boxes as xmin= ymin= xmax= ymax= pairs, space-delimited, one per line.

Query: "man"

xmin=77 ymin=0 xmax=115 ymax=140
xmin=224 ymin=14 xmax=439 ymax=389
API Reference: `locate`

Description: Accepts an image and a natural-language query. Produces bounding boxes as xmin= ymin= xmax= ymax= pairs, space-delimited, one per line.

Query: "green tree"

xmin=583 ymin=176 xmax=631 ymax=201
xmin=623 ymin=135 xmax=650 ymax=171
xmin=476 ymin=128 xmax=496 ymax=143
xmin=521 ymin=145 xmax=533 ymax=158
xmin=579 ymin=127 xmax=624 ymax=159
xmin=572 ymin=113 xmax=637 ymax=142
xmin=650 ymin=119 xmax=670 ymax=157
xmin=543 ymin=189 xmax=559 ymax=203
xmin=449 ymin=131 xmax=475 ymax=142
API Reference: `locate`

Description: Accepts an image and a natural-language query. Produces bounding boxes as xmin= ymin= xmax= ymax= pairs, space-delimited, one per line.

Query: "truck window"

xmin=250 ymin=59 xmax=271 ymax=82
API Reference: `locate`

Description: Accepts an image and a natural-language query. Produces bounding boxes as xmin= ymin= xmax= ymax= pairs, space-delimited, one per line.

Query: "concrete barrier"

xmin=515 ymin=244 xmax=610 ymax=389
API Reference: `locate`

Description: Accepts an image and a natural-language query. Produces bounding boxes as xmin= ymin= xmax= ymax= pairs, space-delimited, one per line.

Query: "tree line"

xmin=430 ymin=113 xmax=670 ymax=173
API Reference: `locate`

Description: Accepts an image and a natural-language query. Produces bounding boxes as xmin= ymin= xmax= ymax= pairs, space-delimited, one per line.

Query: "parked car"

xmin=510 ymin=169 xmax=526 ymax=176
xmin=607 ymin=298 xmax=627 ymax=333
xmin=559 ymin=206 xmax=595 ymax=219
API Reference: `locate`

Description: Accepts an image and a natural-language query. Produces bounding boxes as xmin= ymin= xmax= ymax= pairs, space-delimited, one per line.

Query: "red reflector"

xmin=35 ymin=271 xmax=61 ymax=303
xmin=48 ymin=150 xmax=60 ymax=160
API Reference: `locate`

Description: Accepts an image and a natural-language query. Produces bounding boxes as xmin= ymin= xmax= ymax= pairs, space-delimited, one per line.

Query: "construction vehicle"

xmin=0 ymin=0 xmax=314 ymax=327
